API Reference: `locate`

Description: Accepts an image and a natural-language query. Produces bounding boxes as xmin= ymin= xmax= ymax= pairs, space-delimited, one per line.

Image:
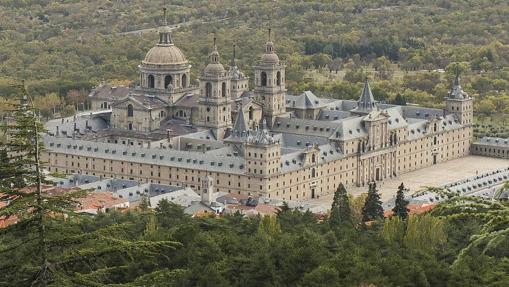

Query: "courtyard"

xmin=309 ymin=155 xmax=509 ymax=208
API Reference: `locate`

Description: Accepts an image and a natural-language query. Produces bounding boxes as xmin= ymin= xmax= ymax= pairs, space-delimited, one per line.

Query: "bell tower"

xmin=253 ymin=29 xmax=286 ymax=127
xmin=197 ymin=38 xmax=233 ymax=139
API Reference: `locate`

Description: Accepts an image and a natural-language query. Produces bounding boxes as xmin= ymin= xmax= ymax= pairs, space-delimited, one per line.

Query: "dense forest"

xmin=0 ymin=1 xmax=509 ymax=137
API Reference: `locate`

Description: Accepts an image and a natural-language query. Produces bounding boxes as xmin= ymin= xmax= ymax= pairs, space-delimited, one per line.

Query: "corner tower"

xmin=445 ymin=69 xmax=473 ymax=126
xmin=244 ymin=119 xmax=282 ymax=178
xmin=197 ymin=38 xmax=233 ymax=139
xmin=253 ymin=29 xmax=286 ymax=127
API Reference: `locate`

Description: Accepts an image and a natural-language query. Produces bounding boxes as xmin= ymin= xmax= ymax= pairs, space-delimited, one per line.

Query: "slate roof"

xmin=174 ymin=93 xmax=199 ymax=108
xmin=354 ymin=79 xmax=378 ymax=113
xmin=44 ymin=135 xmax=246 ymax=174
xmin=114 ymin=94 xmax=167 ymax=110
xmin=286 ymin=91 xmax=325 ymax=109
xmin=476 ymin=137 xmax=509 ymax=147
xmin=89 ymin=84 xmax=129 ymax=101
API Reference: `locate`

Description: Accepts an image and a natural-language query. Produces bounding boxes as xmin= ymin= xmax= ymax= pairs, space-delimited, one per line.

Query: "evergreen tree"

xmin=394 ymin=93 xmax=407 ymax=105
xmin=0 ymin=90 xmax=82 ymax=286
xmin=138 ymin=194 xmax=151 ymax=211
xmin=362 ymin=181 xmax=384 ymax=222
xmin=329 ymin=183 xmax=352 ymax=227
xmin=392 ymin=183 xmax=409 ymax=219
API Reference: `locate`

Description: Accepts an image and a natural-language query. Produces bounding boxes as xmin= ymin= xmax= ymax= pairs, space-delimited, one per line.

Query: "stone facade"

xmin=45 ymin=25 xmax=474 ymax=202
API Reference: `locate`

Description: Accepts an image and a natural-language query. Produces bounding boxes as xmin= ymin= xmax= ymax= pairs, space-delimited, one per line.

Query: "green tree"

xmin=329 ymin=183 xmax=352 ymax=227
xmin=392 ymin=183 xmax=409 ymax=219
xmin=0 ymin=88 xmax=83 ymax=286
xmin=362 ymin=182 xmax=384 ymax=222
xmin=155 ymin=198 xmax=188 ymax=228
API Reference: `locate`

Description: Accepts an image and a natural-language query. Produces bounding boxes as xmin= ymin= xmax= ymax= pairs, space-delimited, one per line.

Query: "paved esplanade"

xmin=309 ymin=155 xmax=509 ymax=207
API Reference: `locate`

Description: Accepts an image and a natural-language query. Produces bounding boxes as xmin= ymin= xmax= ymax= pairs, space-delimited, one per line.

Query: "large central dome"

xmin=142 ymin=44 xmax=188 ymax=66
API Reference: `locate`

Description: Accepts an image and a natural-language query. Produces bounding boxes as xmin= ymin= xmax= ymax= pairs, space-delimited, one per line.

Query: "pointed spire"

xmin=454 ymin=66 xmax=460 ymax=86
xmin=163 ymin=7 xmax=168 ymax=26
xmin=356 ymin=78 xmax=377 ymax=113
xmin=233 ymin=106 xmax=249 ymax=137
xmin=231 ymin=44 xmax=237 ymax=67
xmin=265 ymin=28 xmax=274 ymax=54
xmin=209 ymin=37 xmax=220 ymax=64
xmin=448 ymin=67 xmax=469 ymax=99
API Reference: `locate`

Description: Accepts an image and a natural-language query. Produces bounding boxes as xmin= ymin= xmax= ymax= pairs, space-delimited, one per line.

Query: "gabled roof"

xmin=89 ymin=84 xmax=129 ymax=101
xmin=112 ymin=94 xmax=168 ymax=110
xmin=286 ymin=91 xmax=324 ymax=109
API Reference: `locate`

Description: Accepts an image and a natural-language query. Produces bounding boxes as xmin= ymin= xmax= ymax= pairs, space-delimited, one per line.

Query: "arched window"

xmin=205 ymin=82 xmax=212 ymax=97
xmin=182 ymin=74 xmax=187 ymax=88
xmin=311 ymin=168 xmax=316 ymax=177
xmin=248 ymin=106 xmax=254 ymax=120
xmin=164 ymin=75 xmax=172 ymax=89
xmin=261 ymin=72 xmax=267 ymax=87
xmin=276 ymin=71 xmax=281 ymax=86
xmin=148 ymin=75 xmax=155 ymax=89
xmin=128 ymin=123 xmax=133 ymax=130
xmin=221 ymin=82 xmax=226 ymax=97
xmin=311 ymin=154 xmax=316 ymax=163
xmin=127 ymin=104 xmax=134 ymax=117
xmin=160 ymin=111 xmax=165 ymax=118
xmin=434 ymin=137 xmax=437 ymax=145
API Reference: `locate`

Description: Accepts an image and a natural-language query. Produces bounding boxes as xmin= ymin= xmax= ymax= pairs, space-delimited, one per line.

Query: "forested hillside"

xmin=0 ymin=0 xmax=509 ymax=131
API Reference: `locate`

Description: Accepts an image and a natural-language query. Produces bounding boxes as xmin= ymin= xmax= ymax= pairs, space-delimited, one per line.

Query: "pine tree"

xmin=392 ymin=183 xmax=409 ymax=219
xmin=362 ymin=181 xmax=384 ymax=222
xmin=0 ymin=88 xmax=84 ymax=286
xmin=329 ymin=183 xmax=352 ymax=227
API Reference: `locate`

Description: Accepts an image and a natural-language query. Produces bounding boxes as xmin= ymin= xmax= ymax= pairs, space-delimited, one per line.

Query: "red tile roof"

xmin=384 ymin=203 xmax=437 ymax=217
xmin=76 ymin=192 xmax=127 ymax=211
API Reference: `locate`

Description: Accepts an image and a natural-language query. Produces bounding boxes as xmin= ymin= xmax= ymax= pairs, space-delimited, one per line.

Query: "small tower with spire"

xmin=253 ymin=28 xmax=287 ymax=127
xmin=353 ymin=78 xmax=378 ymax=114
xmin=197 ymin=37 xmax=233 ymax=139
xmin=228 ymin=44 xmax=249 ymax=99
xmin=445 ymin=68 xmax=473 ymax=125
